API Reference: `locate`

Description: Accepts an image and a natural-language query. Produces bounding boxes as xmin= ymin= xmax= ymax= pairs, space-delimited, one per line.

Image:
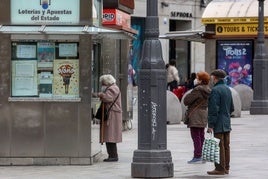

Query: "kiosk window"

xmin=11 ymin=41 xmax=80 ymax=99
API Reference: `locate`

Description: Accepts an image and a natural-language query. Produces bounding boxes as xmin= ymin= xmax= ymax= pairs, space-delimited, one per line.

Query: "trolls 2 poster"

xmin=53 ymin=60 xmax=79 ymax=98
xmin=217 ymin=40 xmax=253 ymax=88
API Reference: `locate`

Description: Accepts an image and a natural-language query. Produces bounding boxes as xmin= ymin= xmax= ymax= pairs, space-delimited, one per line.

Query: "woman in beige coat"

xmin=96 ymin=74 xmax=122 ymax=162
xmin=167 ymin=59 xmax=180 ymax=91
xmin=184 ymin=71 xmax=211 ymax=164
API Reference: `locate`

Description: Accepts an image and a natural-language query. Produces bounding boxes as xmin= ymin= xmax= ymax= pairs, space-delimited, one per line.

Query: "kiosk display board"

xmin=11 ymin=41 xmax=80 ymax=99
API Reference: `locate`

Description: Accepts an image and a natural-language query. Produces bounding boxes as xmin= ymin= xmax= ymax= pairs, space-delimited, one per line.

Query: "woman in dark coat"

xmin=184 ymin=71 xmax=211 ymax=164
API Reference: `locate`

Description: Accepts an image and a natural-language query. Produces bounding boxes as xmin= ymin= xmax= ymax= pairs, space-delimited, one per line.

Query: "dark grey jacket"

xmin=184 ymin=84 xmax=211 ymax=128
xmin=207 ymin=80 xmax=234 ymax=133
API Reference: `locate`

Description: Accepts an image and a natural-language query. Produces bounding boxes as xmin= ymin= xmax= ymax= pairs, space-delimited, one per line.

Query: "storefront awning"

xmin=0 ymin=25 xmax=136 ymax=39
xmin=159 ymin=30 xmax=206 ymax=43
xmin=202 ymin=0 xmax=268 ymax=24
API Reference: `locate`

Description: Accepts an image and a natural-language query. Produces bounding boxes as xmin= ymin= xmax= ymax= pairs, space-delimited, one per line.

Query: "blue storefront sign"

xmin=217 ymin=40 xmax=253 ymax=88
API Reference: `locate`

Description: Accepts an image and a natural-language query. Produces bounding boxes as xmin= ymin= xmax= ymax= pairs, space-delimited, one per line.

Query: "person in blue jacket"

xmin=207 ymin=69 xmax=234 ymax=175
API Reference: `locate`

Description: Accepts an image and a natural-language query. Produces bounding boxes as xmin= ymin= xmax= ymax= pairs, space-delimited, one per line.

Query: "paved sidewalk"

xmin=0 ymin=109 xmax=268 ymax=178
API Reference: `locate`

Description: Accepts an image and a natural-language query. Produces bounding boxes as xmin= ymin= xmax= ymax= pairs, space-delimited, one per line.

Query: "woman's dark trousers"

xmin=105 ymin=142 xmax=118 ymax=159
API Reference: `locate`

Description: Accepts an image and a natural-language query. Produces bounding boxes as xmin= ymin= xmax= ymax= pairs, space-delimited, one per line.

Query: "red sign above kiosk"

xmin=102 ymin=9 xmax=131 ymax=29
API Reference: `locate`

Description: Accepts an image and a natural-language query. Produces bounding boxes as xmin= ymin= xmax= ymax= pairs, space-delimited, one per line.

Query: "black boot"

xmin=103 ymin=143 xmax=112 ymax=161
xmin=103 ymin=158 xmax=118 ymax=162
xmin=103 ymin=143 xmax=118 ymax=162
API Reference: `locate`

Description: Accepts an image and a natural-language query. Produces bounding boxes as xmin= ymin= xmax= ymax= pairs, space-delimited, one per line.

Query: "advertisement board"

xmin=53 ymin=60 xmax=79 ymax=98
xmin=217 ymin=40 xmax=253 ymax=88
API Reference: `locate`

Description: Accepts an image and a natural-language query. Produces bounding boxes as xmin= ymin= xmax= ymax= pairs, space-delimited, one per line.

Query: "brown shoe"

xmin=225 ymin=170 xmax=229 ymax=174
xmin=207 ymin=170 xmax=225 ymax=175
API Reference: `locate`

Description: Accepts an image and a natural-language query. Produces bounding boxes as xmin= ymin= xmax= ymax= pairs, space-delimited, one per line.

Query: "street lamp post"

xmin=131 ymin=0 xmax=174 ymax=178
xmin=250 ymin=0 xmax=268 ymax=114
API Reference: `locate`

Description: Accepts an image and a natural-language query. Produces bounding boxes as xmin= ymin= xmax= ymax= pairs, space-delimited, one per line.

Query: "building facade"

xmin=131 ymin=0 xmax=209 ymax=83
xmin=202 ymin=0 xmax=268 ymax=88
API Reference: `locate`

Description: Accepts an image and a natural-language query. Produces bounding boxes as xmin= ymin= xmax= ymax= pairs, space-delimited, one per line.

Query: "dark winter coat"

xmin=207 ymin=80 xmax=234 ymax=133
xmin=184 ymin=84 xmax=211 ymax=128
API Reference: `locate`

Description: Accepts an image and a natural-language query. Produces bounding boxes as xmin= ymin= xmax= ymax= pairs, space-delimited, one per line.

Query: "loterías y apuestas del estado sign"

xmin=11 ymin=0 xmax=79 ymax=24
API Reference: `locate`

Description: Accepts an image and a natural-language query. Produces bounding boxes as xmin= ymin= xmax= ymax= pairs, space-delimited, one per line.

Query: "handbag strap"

xmin=106 ymin=92 xmax=120 ymax=113
xmin=188 ymin=99 xmax=207 ymax=118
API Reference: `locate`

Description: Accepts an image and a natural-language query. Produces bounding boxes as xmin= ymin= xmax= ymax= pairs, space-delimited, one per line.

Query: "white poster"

xmin=16 ymin=45 xmax=36 ymax=59
xmin=11 ymin=0 xmax=79 ymax=24
xmin=12 ymin=61 xmax=38 ymax=96
xmin=59 ymin=43 xmax=77 ymax=57
xmin=15 ymin=63 xmax=36 ymax=76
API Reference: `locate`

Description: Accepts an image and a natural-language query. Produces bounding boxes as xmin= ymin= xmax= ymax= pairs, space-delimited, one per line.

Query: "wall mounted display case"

xmin=11 ymin=41 xmax=79 ymax=99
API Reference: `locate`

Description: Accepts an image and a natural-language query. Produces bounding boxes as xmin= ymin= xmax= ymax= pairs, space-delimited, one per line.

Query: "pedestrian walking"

xmin=183 ymin=71 xmax=211 ymax=164
xmin=167 ymin=59 xmax=180 ymax=91
xmin=207 ymin=69 xmax=234 ymax=175
xmin=94 ymin=74 xmax=122 ymax=162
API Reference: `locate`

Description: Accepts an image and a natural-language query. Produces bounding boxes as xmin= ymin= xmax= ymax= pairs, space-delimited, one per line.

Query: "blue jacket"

xmin=208 ymin=80 xmax=234 ymax=133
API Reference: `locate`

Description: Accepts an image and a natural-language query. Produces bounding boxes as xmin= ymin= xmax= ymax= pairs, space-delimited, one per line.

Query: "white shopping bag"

xmin=201 ymin=132 xmax=220 ymax=164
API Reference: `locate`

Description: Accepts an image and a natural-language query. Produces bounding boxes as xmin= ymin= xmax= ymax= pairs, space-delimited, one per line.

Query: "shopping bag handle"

xmin=206 ymin=131 xmax=220 ymax=143
xmin=206 ymin=130 xmax=214 ymax=139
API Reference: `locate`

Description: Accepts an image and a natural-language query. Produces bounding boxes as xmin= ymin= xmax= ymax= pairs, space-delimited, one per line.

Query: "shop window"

xmin=11 ymin=41 xmax=80 ymax=100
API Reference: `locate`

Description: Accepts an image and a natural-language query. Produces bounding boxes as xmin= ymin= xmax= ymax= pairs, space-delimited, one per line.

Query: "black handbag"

xmin=95 ymin=103 xmax=108 ymax=121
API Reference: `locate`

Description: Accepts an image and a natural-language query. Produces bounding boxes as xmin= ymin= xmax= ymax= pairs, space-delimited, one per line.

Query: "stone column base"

xmin=131 ymin=149 xmax=173 ymax=178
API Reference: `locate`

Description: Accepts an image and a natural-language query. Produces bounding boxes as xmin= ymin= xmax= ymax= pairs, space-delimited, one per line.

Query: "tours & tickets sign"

xmin=216 ymin=24 xmax=268 ymax=35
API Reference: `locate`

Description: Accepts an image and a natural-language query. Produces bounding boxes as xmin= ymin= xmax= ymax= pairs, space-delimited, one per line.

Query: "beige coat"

xmin=100 ymin=84 xmax=122 ymax=143
xmin=167 ymin=65 xmax=180 ymax=83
